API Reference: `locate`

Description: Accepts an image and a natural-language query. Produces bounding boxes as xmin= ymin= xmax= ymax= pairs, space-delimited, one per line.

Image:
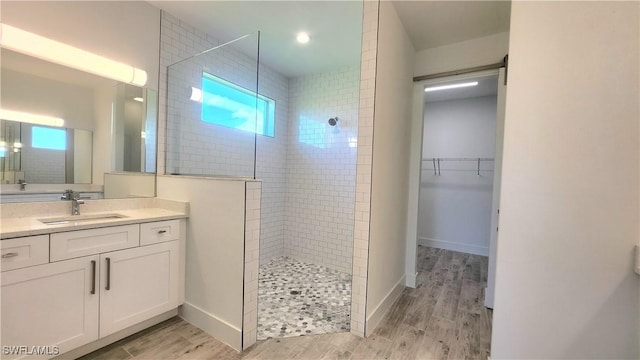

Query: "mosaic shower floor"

xmin=257 ymin=257 xmax=352 ymax=340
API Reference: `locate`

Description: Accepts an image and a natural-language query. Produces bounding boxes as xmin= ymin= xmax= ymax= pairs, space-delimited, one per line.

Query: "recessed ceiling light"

xmin=424 ymin=82 xmax=478 ymax=92
xmin=133 ymin=97 xmax=144 ymax=102
xmin=296 ymin=32 xmax=310 ymax=44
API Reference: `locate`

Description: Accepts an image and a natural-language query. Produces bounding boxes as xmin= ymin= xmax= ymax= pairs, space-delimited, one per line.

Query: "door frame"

xmin=405 ymin=69 xmax=503 ymax=288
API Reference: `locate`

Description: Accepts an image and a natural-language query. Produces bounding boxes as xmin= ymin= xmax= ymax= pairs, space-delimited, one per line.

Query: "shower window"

xmin=200 ymin=72 xmax=275 ymax=137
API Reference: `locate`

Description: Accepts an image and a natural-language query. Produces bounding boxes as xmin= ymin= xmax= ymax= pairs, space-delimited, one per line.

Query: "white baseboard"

xmin=405 ymin=272 xmax=418 ymax=288
xmin=418 ymin=237 xmax=489 ymax=256
xmin=180 ymin=302 xmax=242 ymax=351
xmin=365 ymin=275 xmax=405 ymax=336
xmin=484 ymin=285 xmax=494 ymax=309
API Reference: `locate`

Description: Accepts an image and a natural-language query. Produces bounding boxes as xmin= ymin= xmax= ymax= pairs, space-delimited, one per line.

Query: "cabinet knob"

xmin=158 ymin=230 xmax=167 ymax=234
xmin=2 ymin=252 xmax=19 ymax=258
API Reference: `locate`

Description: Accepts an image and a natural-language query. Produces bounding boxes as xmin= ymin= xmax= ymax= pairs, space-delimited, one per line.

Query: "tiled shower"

xmin=256 ymin=66 xmax=360 ymax=339
xmin=161 ymin=6 xmax=361 ymax=340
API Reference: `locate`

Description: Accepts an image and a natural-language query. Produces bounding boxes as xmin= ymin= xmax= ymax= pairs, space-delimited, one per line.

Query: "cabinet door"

xmin=1 ymin=256 xmax=99 ymax=359
xmin=99 ymin=241 xmax=179 ymax=337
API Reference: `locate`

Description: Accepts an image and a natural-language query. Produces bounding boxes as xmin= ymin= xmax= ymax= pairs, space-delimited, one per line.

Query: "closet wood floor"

xmin=80 ymin=246 xmax=491 ymax=360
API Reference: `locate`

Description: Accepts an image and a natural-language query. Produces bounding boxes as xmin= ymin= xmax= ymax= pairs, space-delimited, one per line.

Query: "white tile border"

xmin=243 ymin=181 xmax=262 ymax=350
xmin=350 ymin=0 xmax=379 ymax=338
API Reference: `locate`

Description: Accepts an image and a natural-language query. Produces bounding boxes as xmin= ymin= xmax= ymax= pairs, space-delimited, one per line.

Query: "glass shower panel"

xmin=166 ymin=33 xmax=260 ymax=178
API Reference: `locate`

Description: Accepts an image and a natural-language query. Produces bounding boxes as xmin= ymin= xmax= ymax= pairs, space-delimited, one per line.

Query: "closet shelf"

xmin=422 ymin=157 xmax=494 ymax=176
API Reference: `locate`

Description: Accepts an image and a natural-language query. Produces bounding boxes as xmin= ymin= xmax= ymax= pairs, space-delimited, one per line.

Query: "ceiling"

xmin=150 ymin=1 xmax=510 ymax=79
xmin=149 ymin=1 xmax=364 ymax=78
xmin=425 ymin=74 xmax=498 ymax=103
xmin=394 ymin=1 xmax=511 ymax=51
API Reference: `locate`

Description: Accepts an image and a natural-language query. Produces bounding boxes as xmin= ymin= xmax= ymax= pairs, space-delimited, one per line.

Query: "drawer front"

xmin=50 ymin=225 xmax=140 ymax=262
xmin=140 ymin=220 xmax=181 ymax=246
xmin=1 ymin=235 xmax=49 ymax=272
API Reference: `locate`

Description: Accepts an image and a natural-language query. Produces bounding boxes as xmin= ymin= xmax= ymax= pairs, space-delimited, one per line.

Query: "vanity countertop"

xmin=0 ymin=198 xmax=189 ymax=239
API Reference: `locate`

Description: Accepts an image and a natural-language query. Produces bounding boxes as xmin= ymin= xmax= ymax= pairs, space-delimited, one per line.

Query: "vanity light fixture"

xmin=424 ymin=81 xmax=479 ymax=92
xmin=0 ymin=109 xmax=65 ymax=127
xmin=0 ymin=23 xmax=148 ymax=86
xmin=296 ymin=32 xmax=311 ymax=44
xmin=133 ymin=97 xmax=144 ymax=102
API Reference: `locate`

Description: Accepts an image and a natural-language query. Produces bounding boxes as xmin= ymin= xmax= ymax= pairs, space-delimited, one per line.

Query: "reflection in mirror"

xmin=0 ymin=119 xmax=92 ymax=184
xmin=0 ymin=47 xmax=158 ymax=202
xmin=0 ymin=120 xmax=21 ymax=183
xmin=112 ymin=84 xmax=157 ymax=173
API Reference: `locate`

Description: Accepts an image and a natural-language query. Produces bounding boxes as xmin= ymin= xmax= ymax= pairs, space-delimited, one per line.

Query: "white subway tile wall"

xmin=22 ymin=147 xmax=65 ymax=184
xmin=350 ymin=0 xmax=379 ymax=337
xmin=160 ymin=13 xmax=289 ymax=265
xmin=283 ymin=67 xmax=360 ymax=274
xmin=255 ymin=69 xmax=289 ymax=264
xmin=164 ymin=26 xmax=259 ymax=177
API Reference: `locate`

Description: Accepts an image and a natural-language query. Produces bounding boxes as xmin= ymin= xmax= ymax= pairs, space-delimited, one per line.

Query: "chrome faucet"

xmin=18 ymin=179 xmax=27 ymax=191
xmin=61 ymin=190 xmax=85 ymax=215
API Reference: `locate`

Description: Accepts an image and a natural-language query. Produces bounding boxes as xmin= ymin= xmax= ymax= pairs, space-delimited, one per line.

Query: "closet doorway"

xmin=407 ymin=67 xmax=506 ymax=313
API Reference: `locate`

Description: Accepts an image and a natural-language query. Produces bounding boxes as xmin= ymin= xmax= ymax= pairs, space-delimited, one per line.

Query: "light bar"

xmin=425 ymin=81 xmax=478 ymax=92
xmin=0 ymin=23 xmax=147 ymax=86
xmin=0 ymin=109 xmax=65 ymax=127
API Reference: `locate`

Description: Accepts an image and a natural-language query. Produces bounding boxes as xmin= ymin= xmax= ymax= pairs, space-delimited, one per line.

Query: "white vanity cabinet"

xmin=0 ymin=219 xmax=185 ymax=359
xmin=1 ymin=255 xmax=100 ymax=359
xmin=99 ymin=240 xmax=180 ymax=336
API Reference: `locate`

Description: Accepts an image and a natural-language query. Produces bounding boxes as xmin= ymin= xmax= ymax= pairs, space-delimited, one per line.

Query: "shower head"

xmin=328 ymin=117 xmax=339 ymax=126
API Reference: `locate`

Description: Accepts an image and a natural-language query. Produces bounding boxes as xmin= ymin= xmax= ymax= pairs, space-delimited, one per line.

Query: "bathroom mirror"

xmin=112 ymin=83 xmax=157 ymax=174
xmin=0 ymin=48 xmax=158 ymax=201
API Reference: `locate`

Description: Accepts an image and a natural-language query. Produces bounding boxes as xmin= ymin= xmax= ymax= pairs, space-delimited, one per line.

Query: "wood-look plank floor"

xmin=80 ymin=246 xmax=491 ymax=360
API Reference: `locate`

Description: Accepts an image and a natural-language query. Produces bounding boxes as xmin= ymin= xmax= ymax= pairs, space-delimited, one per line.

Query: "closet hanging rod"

xmin=422 ymin=157 xmax=494 ymax=162
xmin=423 ymin=157 xmax=494 ymax=176
xmin=413 ymin=59 xmax=506 ymax=82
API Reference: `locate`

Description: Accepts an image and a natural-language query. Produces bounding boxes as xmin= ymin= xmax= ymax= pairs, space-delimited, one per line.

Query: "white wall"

xmin=157 ymin=176 xmax=249 ymax=350
xmin=283 ymin=67 xmax=360 ymax=274
xmin=418 ymin=96 xmax=496 ymax=255
xmin=73 ymin=130 xmax=92 ymax=184
xmin=93 ymin=86 xmax=114 ymax=186
xmin=104 ymin=173 xmax=155 ymax=199
xmin=414 ymin=32 xmax=509 ymax=77
xmin=492 ymin=2 xmax=639 ymax=358
xmin=365 ymin=1 xmax=415 ymax=334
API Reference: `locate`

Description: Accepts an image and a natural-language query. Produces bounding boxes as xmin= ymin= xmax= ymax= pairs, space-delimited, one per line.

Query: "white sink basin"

xmin=39 ymin=213 xmax=127 ymax=225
